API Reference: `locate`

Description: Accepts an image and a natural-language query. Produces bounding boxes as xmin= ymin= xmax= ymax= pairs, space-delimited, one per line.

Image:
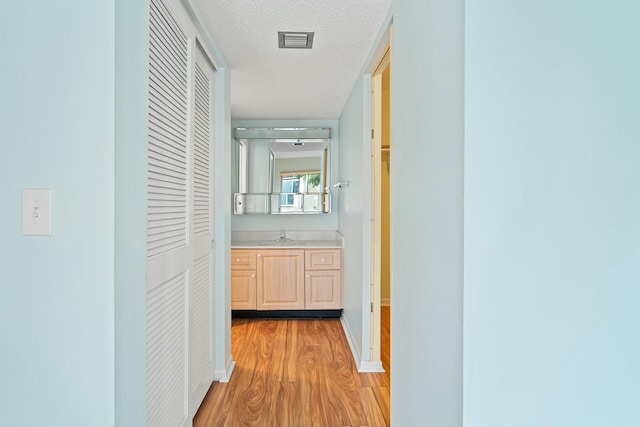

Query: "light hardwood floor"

xmin=194 ymin=318 xmax=390 ymax=427
xmin=381 ymin=305 xmax=390 ymax=380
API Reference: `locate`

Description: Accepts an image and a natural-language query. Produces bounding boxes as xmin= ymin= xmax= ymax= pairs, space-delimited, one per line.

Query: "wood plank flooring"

xmin=194 ymin=318 xmax=390 ymax=427
xmin=380 ymin=306 xmax=390 ymax=380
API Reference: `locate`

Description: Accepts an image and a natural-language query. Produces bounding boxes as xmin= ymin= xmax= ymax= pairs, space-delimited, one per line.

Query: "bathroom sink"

xmin=257 ymin=240 xmax=306 ymax=246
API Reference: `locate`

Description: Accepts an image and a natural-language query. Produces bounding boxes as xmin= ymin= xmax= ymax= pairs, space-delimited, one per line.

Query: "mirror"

xmin=234 ymin=128 xmax=331 ymax=214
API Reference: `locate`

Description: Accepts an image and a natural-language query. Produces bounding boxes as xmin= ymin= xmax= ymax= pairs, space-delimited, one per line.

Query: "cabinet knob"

xmin=258 ymin=254 xmax=261 ymax=257
xmin=321 ymin=259 xmax=326 ymax=262
xmin=236 ymin=258 xmax=240 ymax=262
xmin=306 ymin=275 xmax=310 ymax=278
xmin=251 ymin=274 xmax=255 ymax=278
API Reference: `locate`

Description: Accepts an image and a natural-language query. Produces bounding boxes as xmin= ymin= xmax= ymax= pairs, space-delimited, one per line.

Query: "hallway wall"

xmin=0 ymin=2 xmax=116 ymax=426
xmin=389 ymin=0 xmax=465 ymax=425
xmin=464 ymin=1 xmax=640 ymax=425
xmin=338 ymin=77 xmax=372 ymax=364
xmin=0 ymin=1 xmax=232 ymax=426
xmin=344 ymin=1 xmax=639 ymax=425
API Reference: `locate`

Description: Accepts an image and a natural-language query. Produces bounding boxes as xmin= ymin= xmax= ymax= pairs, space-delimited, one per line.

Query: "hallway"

xmin=194 ymin=319 xmax=390 ymax=427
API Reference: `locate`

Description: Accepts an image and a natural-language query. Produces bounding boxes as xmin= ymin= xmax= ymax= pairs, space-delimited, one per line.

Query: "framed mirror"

xmin=234 ymin=128 xmax=331 ymax=214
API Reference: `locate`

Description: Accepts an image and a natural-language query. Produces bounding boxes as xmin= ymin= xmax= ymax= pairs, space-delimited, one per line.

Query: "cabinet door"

xmin=305 ymin=270 xmax=342 ymax=309
xmin=231 ymin=270 xmax=256 ymax=310
xmin=257 ymin=250 xmax=305 ymax=310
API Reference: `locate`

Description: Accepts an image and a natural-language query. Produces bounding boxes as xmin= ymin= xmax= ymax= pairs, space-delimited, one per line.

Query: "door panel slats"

xmin=147 ymin=0 xmax=188 ymax=259
xmin=192 ymin=61 xmax=212 ymax=238
xmin=190 ymin=255 xmax=212 ymax=388
xmin=145 ymin=272 xmax=186 ymax=427
xmin=147 ymin=1 xmax=215 ymax=425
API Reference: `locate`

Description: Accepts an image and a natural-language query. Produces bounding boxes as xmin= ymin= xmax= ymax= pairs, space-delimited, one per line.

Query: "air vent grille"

xmin=278 ymin=31 xmax=314 ymax=49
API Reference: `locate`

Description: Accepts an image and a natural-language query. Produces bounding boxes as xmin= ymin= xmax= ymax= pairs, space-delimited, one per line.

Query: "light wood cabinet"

xmin=305 ymin=249 xmax=342 ymax=270
xmin=232 ymin=249 xmax=257 ymax=270
xmin=256 ymin=249 xmax=305 ymax=310
xmin=231 ymin=247 xmax=342 ymax=311
xmin=305 ymin=270 xmax=341 ymax=309
xmin=231 ymin=249 xmax=257 ymax=309
xmin=305 ymin=249 xmax=342 ymax=309
xmin=231 ymin=270 xmax=257 ymax=309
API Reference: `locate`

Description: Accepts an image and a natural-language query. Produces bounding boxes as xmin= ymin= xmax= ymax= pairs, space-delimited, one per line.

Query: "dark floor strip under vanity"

xmin=232 ymin=309 xmax=343 ymax=319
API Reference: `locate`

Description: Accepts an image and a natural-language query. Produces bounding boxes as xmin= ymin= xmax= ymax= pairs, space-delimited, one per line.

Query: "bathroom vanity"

xmin=231 ymin=231 xmax=343 ymax=317
xmin=230 ymin=128 xmax=342 ymax=317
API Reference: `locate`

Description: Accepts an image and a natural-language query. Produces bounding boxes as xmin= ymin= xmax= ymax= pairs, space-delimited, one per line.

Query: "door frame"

xmin=369 ymin=46 xmax=390 ymax=366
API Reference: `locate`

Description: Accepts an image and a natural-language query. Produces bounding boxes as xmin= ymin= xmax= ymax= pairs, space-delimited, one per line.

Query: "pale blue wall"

xmin=464 ymin=1 xmax=640 ymax=426
xmin=231 ymin=119 xmax=340 ymax=231
xmin=213 ymin=67 xmax=234 ymax=379
xmin=114 ymin=0 xmax=147 ymax=425
xmin=0 ymin=1 xmax=116 ymax=426
xmin=389 ymin=0 xmax=465 ymax=425
xmin=338 ymin=4 xmax=465 ymax=419
xmin=338 ymin=76 xmax=372 ymax=363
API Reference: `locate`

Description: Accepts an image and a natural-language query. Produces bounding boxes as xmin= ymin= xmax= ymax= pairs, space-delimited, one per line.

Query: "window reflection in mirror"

xmin=279 ymin=171 xmax=322 ymax=212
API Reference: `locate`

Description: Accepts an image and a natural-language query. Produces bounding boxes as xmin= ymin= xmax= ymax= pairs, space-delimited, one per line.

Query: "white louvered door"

xmin=188 ymin=45 xmax=215 ymax=418
xmin=146 ymin=0 xmax=190 ymax=426
xmin=145 ymin=1 xmax=215 ymax=426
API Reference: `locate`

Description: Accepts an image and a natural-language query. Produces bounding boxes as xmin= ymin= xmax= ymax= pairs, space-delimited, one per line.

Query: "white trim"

xmin=179 ymin=0 xmax=228 ymax=68
xmin=360 ymin=75 xmax=373 ymax=363
xmin=381 ymin=298 xmax=390 ymax=306
xmin=363 ymin=13 xmax=394 ymax=75
xmin=341 ymin=315 xmax=385 ymax=373
xmin=214 ymin=355 xmax=235 ymax=383
xmin=341 ymin=316 xmax=362 ymax=370
xmin=360 ymin=360 xmax=385 ymax=373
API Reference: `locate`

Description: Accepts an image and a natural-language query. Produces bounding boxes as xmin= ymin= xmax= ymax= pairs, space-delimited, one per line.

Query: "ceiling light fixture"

xmin=278 ymin=31 xmax=314 ymax=49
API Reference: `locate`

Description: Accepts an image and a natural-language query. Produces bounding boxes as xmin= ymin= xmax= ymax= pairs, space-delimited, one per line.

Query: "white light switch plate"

xmin=22 ymin=189 xmax=52 ymax=236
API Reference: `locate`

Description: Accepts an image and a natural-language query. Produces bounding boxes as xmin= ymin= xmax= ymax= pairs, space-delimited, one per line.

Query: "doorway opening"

xmin=371 ymin=46 xmax=391 ymax=380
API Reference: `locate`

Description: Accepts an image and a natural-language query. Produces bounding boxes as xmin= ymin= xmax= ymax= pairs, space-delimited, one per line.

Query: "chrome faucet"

xmin=279 ymin=229 xmax=287 ymax=241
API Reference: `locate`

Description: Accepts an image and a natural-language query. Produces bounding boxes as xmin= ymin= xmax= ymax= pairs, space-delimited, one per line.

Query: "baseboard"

xmin=340 ymin=316 xmax=362 ymax=371
xmin=213 ymin=355 xmax=235 ymax=383
xmin=340 ymin=315 xmax=386 ymax=373
xmin=381 ymin=298 xmax=390 ymax=306
xmin=340 ymin=316 xmax=385 ymax=372
xmin=359 ymin=360 xmax=385 ymax=373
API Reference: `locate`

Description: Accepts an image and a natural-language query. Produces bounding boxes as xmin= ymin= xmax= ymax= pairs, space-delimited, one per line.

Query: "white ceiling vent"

xmin=278 ymin=31 xmax=314 ymax=49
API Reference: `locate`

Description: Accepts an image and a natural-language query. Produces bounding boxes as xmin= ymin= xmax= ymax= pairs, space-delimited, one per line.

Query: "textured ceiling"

xmin=195 ymin=0 xmax=392 ymax=119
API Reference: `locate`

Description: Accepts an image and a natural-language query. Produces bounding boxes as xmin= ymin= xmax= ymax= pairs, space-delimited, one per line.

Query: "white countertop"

xmin=231 ymin=230 xmax=343 ymax=249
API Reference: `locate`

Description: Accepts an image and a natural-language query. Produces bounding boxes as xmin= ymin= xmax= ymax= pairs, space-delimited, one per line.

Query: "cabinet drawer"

xmin=305 ymin=249 xmax=342 ymax=270
xmin=231 ymin=249 xmax=257 ymax=270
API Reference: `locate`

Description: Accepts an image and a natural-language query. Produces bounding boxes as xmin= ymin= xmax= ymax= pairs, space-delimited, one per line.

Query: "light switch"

xmin=22 ymin=189 xmax=52 ymax=236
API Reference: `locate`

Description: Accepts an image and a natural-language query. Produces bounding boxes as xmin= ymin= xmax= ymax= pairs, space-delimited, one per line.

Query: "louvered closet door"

xmin=145 ymin=1 xmax=191 ymax=427
xmin=188 ymin=44 xmax=215 ymax=418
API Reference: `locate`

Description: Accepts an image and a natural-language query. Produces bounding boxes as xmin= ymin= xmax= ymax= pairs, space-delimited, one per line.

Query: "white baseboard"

xmin=381 ymin=298 xmax=390 ymax=306
xmin=340 ymin=315 xmax=385 ymax=373
xmin=360 ymin=360 xmax=385 ymax=373
xmin=214 ymin=355 xmax=235 ymax=383
xmin=340 ymin=316 xmax=362 ymax=371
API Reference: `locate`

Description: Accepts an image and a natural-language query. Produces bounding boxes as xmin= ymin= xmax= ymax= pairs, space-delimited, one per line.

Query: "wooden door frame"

xmin=370 ymin=46 xmax=391 ymax=366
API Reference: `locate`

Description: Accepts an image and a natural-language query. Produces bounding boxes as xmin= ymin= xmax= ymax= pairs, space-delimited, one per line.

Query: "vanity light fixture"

xmin=278 ymin=31 xmax=314 ymax=49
